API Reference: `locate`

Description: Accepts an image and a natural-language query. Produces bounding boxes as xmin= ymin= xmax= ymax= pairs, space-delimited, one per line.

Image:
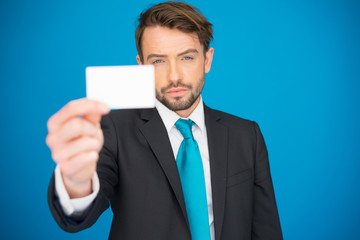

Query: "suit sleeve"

xmin=47 ymin=114 xmax=119 ymax=233
xmin=251 ymin=121 xmax=283 ymax=240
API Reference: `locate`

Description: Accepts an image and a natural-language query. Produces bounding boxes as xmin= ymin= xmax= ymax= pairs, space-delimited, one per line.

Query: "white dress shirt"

xmin=55 ymin=96 xmax=215 ymax=239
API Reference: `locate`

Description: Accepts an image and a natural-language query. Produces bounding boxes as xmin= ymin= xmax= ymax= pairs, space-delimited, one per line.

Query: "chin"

xmin=160 ymin=95 xmax=199 ymax=112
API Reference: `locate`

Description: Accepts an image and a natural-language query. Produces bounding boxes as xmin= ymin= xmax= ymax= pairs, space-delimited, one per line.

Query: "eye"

xmin=152 ymin=59 xmax=163 ymax=64
xmin=183 ymin=56 xmax=193 ymax=61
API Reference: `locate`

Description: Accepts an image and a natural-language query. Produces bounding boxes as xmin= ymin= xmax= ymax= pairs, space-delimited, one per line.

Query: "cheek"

xmin=154 ymin=69 xmax=166 ymax=88
xmin=181 ymin=63 xmax=203 ymax=80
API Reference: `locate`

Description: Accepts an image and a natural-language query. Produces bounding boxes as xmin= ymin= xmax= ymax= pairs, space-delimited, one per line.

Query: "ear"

xmin=136 ymin=55 xmax=143 ymax=65
xmin=204 ymin=47 xmax=214 ymax=73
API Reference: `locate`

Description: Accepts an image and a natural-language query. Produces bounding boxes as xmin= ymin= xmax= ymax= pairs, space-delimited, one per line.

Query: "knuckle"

xmin=65 ymin=100 xmax=78 ymax=114
xmin=47 ymin=117 xmax=55 ymax=131
xmin=61 ymin=162 xmax=71 ymax=176
xmin=51 ymin=151 xmax=61 ymax=163
xmin=89 ymin=138 xmax=100 ymax=150
xmin=45 ymin=135 xmax=53 ymax=147
xmin=94 ymin=139 xmax=103 ymax=151
xmin=75 ymin=152 xmax=97 ymax=167
xmin=68 ymin=99 xmax=77 ymax=108
xmin=85 ymin=151 xmax=99 ymax=165
xmin=97 ymin=128 xmax=104 ymax=139
xmin=98 ymin=136 xmax=104 ymax=146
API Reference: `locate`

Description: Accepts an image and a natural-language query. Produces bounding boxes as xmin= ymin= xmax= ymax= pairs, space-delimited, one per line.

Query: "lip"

xmin=166 ymin=87 xmax=188 ymax=98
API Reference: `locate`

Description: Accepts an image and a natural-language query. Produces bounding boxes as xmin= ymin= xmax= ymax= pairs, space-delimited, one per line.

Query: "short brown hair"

xmin=135 ymin=1 xmax=213 ymax=63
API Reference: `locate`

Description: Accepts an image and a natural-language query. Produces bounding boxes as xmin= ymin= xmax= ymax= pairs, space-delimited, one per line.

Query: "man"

xmin=46 ymin=1 xmax=283 ymax=239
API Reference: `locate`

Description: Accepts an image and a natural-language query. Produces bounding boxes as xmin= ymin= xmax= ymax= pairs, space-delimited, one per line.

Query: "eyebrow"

xmin=146 ymin=48 xmax=199 ymax=61
xmin=178 ymin=48 xmax=199 ymax=56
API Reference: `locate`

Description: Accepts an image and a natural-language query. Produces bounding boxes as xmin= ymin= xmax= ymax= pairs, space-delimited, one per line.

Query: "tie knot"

xmin=175 ymin=119 xmax=195 ymax=140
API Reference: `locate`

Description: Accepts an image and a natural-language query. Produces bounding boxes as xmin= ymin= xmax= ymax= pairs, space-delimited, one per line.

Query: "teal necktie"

xmin=175 ymin=119 xmax=211 ymax=240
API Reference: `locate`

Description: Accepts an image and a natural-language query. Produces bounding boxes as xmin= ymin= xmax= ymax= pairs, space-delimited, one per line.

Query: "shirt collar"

xmin=155 ymin=96 xmax=206 ymax=133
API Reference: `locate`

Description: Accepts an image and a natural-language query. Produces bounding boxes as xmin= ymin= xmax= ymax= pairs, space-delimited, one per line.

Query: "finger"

xmin=83 ymin=113 xmax=103 ymax=125
xmin=60 ymin=151 xmax=98 ymax=181
xmin=51 ymin=136 xmax=103 ymax=164
xmin=46 ymin=118 xmax=99 ymax=149
xmin=47 ymin=98 xmax=109 ymax=132
xmin=96 ymin=123 xmax=104 ymax=143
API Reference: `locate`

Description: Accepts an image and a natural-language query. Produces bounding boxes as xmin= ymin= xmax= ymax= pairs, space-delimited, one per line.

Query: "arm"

xmin=48 ymin=113 xmax=119 ymax=232
xmin=54 ymin=165 xmax=100 ymax=217
xmin=251 ymin=122 xmax=283 ymax=240
xmin=46 ymin=99 xmax=118 ymax=232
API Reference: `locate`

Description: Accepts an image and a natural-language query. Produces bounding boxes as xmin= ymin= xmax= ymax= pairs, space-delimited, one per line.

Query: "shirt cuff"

xmin=54 ymin=165 xmax=100 ymax=216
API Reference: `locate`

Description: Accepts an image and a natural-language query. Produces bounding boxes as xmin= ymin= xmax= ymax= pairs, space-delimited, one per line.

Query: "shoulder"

xmin=205 ymin=105 xmax=265 ymax=149
xmin=204 ymin=105 xmax=264 ymax=140
xmin=204 ymin=105 xmax=255 ymax=129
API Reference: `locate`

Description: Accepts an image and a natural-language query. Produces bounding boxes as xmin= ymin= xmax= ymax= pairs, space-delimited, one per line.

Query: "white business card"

xmin=86 ymin=65 xmax=155 ymax=109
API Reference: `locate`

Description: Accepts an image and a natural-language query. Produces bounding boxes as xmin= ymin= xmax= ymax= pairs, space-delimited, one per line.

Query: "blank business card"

xmin=86 ymin=65 xmax=155 ymax=109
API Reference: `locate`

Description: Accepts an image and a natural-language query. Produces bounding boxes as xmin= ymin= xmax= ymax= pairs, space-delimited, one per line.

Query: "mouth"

xmin=166 ymin=87 xmax=188 ymax=98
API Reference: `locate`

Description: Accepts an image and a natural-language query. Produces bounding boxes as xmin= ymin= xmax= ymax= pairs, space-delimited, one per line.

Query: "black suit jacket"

xmin=48 ymin=104 xmax=283 ymax=240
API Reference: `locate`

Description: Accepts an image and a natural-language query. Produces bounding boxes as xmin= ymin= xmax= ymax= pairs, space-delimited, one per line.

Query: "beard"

xmin=156 ymin=75 xmax=205 ymax=112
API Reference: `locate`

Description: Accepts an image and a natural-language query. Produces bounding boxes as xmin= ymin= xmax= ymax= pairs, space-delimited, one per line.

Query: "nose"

xmin=168 ymin=61 xmax=181 ymax=84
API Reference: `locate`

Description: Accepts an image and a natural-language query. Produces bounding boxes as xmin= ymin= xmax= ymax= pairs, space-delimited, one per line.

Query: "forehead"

xmin=142 ymin=26 xmax=202 ymax=55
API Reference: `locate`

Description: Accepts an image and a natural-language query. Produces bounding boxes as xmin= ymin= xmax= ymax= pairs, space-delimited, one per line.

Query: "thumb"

xmin=83 ymin=113 xmax=104 ymax=125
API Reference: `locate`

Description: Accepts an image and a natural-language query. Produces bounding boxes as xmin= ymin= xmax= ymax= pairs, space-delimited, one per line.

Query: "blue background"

xmin=1 ymin=0 xmax=359 ymax=239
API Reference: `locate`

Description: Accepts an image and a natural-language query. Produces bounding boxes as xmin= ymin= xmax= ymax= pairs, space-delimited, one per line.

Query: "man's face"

xmin=137 ymin=26 xmax=214 ymax=114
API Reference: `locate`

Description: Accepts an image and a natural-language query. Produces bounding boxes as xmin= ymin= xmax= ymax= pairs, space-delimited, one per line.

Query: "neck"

xmin=175 ymin=97 xmax=201 ymax=118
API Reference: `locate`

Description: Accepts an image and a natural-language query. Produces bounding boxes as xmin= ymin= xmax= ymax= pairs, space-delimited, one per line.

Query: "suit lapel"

xmin=138 ymin=106 xmax=228 ymax=239
xmin=204 ymin=105 xmax=228 ymax=240
xmin=138 ymin=108 xmax=189 ymax=226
